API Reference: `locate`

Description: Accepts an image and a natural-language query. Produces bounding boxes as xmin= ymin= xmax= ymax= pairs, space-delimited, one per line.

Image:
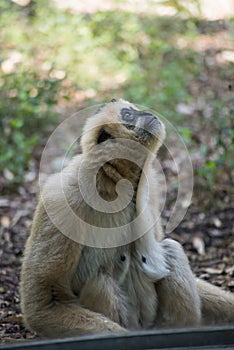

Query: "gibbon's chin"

xmin=134 ymin=121 xmax=164 ymax=146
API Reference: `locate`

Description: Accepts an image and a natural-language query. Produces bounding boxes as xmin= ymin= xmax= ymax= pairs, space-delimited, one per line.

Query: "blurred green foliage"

xmin=0 ymin=71 xmax=60 ymax=184
xmin=0 ymin=0 xmax=233 ymax=195
xmin=197 ymin=102 xmax=234 ymax=190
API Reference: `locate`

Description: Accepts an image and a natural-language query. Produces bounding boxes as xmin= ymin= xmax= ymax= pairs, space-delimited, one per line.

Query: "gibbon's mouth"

xmin=97 ymin=128 xmax=114 ymax=144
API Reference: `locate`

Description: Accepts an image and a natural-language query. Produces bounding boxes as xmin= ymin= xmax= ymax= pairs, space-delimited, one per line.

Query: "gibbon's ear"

xmin=97 ymin=128 xmax=114 ymax=144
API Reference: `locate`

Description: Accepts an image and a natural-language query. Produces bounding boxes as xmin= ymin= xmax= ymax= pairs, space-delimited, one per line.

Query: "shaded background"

xmin=0 ymin=0 xmax=234 ymax=343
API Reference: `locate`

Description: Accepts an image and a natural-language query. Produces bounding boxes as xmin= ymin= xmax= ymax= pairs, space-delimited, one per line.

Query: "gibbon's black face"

xmin=81 ymin=99 xmax=165 ymax=154
xmin=96 ymin=104 xmax=163 ymax=146
xmin=120 ymin=106 xmax=162 ymax=144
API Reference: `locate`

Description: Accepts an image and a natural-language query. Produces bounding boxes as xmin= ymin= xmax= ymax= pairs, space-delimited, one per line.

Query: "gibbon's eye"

xmin=120 ymin=108 xmax=135 ymax=123
xmin=142 ymin=256 xmax=147 ymax=263
xmin=97 ymin=128 xmax=113 ymax=144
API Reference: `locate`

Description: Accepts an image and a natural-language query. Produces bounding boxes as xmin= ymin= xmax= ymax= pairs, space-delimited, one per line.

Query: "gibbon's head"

xmin=81 ymin=99 xmax=165 ymax=155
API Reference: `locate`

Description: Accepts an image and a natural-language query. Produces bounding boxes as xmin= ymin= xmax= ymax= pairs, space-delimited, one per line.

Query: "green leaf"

xmin=9 ymin=119 xmax=23 ymax=128
xmin=205 ymin=161 xmax=216 ymax=170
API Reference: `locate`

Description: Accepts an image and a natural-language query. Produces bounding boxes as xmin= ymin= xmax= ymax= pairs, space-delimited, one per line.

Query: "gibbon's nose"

xmin=140 ymin=113 xmax=160 ymax=132
xmin=143 ymin=114 xmax=157 ymax=127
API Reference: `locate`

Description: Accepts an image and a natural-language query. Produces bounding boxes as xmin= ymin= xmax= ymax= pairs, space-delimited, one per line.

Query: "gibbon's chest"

xmin=73 ymin=245 xmax=157 ymax=330
xmin=74 ymin=246 xmax=131 ymax=288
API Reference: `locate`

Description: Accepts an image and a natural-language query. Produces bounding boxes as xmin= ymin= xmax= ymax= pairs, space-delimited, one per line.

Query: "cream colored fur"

xmin=20 ymin=99 xmax=234 ymax=338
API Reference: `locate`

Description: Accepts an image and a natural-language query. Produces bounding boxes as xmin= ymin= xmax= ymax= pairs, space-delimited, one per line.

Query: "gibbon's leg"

xmin=197 ymin=279 xmax=234 ymax=325
xmin=79 ymin=273 xmax=129 ymax=328
xmin=24 ymin=302 xmax=126 ymax=338
xmin=155 ymin=239 xmax=201 ymax=327
xmin=21 ymin=256 xmax=126 ymax=337
xmin=20 ymin=209 xmax=126 ymax=337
